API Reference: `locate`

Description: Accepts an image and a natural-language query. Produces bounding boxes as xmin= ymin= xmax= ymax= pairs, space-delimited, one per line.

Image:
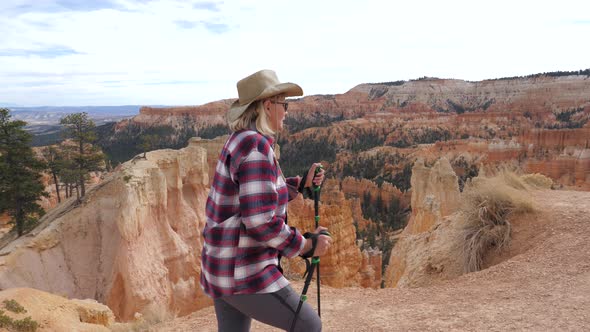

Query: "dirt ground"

xmin=154 ymin=190 xmax=590 ymax=331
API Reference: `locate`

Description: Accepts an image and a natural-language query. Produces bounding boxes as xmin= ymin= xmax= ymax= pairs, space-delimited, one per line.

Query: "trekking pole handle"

xmin=312 ymin=165 xmax=324 ymax=192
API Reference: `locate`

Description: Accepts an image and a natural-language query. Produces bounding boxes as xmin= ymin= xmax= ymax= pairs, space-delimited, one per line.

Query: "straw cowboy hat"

xmin=227 ymin=69 xmax=303 ymax=122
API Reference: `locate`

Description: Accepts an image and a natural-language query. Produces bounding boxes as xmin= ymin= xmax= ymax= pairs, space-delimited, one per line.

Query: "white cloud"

xmin=0 ymin=0 xmax=589 ymax=106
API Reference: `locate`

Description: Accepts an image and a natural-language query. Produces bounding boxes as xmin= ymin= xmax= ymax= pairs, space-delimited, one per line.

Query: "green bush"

xmin=95 ymin=121 xmax=198 ymax=165
xmin=0 ymin=309 xmax=38 ymax=332
xmin=452 ymin=156 xmax=479 ymax=192
xmin=389 ymin=163 xmax=413 ymax=192
xmin=3 ymin=299 xmax=26 ymax=314
xmin=284 ymin=112 xmax=345 ymax=133
xmin=198 ymin=124 xmax=229 ymax=139
xmin=387 ymin=127 xmax=452 ymax=148
xmin=0 ymin=310 xmax=11 ymax=328
xmin=350 ymin=131 xmax=385 ymax=152
xmin=278 ymin=135 xmax=337 ymax=177
xmin=12 ymin=317 xmax=38 ymax=332
xmin=360 ymin=192 xmax=408 ymax=232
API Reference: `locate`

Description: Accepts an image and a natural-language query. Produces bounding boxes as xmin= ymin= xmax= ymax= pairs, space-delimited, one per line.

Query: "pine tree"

xmin=0 ymin=108 xmax=48 ymax=236
xmin=41 ymin=146 xmax=65 ymax=203
xmin=140 ymin=134 xmax=159 ymax=158
xmin=59 ymin=112 xmax=104 ymax=198
xmin=57 ymin=144 xmax=81 ymax=199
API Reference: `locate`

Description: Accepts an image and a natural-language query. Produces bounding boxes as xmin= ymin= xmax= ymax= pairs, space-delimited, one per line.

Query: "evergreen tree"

xmin=0 ymin=108 xmax=48 ymax=236
xmin=140 ymin=134 xmax=159 ymax=158
xmin=60 ymin=113 xmax=104 ymax=197
xmin=41 ymin=146 xmax=65 ymax=203
xmin=55 ymin=143 xmax=78 ymax=199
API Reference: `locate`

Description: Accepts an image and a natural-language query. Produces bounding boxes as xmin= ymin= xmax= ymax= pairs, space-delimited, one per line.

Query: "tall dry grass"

xmin=460 ymin=169 xmax=536 ymax=273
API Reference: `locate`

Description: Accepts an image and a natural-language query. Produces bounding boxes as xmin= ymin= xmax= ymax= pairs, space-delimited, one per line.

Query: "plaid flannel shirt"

xmin=200 ymin=129 xmax=305 ymax=298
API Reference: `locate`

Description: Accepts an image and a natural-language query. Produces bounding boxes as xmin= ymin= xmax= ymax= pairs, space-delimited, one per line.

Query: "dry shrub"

xmin=520 ymin=173 xmax=553 ymax=189
xmin=461 ymin=170 xmax=534 ymax=273
xmin=497 ymin=168 xmax=528 ymax=190
xmin=110 ymin=303 xmax=177 ymax=332
xmin=141 ymin=303 xmax=177 ymax=325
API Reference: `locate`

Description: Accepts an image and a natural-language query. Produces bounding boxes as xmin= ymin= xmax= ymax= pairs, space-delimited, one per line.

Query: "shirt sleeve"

xmin=286 ymin=177 xmax=301 ymax=201
xmin=237 ymin=149 xmax=304 ymax=258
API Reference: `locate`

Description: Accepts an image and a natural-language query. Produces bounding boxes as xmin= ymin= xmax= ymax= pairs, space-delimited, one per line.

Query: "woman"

xmin=201 ymin=69 xmax=332 ymax=332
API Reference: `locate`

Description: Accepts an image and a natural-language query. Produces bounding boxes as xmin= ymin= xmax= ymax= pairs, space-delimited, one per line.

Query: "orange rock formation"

xmin=283 ymin=179 xmax=382 ymax=289
xmin=384 ymin=158 xmax=461 ymax=287
xmin=406 ymin=158 xmax=461 ymax=234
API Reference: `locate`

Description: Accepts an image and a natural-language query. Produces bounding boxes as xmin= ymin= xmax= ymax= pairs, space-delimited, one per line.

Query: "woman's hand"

xmin=304 ymin=163 xmax=325 ymax=188
xmin=302 ymin=226 xmax=332 ymax=257
xmin=313 ymin=226 xmax=332 ymax=256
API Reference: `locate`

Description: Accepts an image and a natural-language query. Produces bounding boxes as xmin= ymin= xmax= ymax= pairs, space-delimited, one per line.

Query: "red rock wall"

xmin=520 ymin=128 xmax=590 ymax=151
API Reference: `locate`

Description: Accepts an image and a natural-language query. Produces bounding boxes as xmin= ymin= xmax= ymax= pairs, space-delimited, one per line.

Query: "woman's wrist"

xmin=302 ymin=238 xmax=312 ymax=254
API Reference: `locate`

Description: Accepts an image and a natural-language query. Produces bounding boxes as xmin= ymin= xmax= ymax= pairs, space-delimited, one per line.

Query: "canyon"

xmin=1 ymin=71 xmax=589 ymax=329
xmin=115 ymin=73 xmax=590 ymax=192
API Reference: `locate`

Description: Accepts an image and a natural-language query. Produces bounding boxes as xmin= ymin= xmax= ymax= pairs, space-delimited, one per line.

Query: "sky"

xmin=1 ymin=0 xmax=589 ymax=107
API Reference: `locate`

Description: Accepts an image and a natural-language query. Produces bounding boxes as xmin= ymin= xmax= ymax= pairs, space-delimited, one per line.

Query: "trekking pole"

xmin=290 ymin=254 xmax=319 ymax=332
xmin=313 ymin=166 xmax=322 ymax=317
xmin=290 ymin=165 xmax=326 ymax=332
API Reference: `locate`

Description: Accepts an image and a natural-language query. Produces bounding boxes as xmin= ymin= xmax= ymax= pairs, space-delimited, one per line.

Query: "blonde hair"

xmin=228 ymin=98 xmax=278 ymax=136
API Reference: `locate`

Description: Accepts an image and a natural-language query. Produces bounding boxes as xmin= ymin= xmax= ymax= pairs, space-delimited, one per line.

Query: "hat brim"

xmin=227 ymin=82 xmax=303 ymax=123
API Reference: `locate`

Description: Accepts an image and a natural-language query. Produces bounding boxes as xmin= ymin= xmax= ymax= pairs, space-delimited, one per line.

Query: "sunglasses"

xmin=271 ymin=101 xmax=289 ymax=111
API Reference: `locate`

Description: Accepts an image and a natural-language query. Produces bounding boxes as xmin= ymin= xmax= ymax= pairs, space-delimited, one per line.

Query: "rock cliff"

xmin=189 ymin=136 xmax=227 ymax=184
xmin=0 ymin=140 xmax=211 ymax=320
xmin=131 ymin=100 xmax=233 ymax=129
xmin=352 ymin=75 xmax=590 ymax=115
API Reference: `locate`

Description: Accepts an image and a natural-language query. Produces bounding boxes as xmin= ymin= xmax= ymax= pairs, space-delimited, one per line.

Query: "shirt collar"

xmin=248 ymin=121 xmax=275 ymax=145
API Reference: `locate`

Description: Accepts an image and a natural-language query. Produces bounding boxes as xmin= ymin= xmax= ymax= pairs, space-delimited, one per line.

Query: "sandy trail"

xmin=154 ymin=190 xmax=590 ymax=331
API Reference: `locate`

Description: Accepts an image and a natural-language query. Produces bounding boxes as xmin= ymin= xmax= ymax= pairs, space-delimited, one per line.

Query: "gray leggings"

xmin=213 ymin=285 xmax=322 ymax=332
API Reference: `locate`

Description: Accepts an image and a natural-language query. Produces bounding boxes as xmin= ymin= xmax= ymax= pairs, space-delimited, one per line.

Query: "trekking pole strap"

xmin=300 ymin=232 xmax=318 ymax=259
xmin=297 ymin=165 xmax=324 ymax=200
xmin=299 ymin=231 xmax=331 ymax=259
